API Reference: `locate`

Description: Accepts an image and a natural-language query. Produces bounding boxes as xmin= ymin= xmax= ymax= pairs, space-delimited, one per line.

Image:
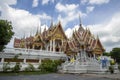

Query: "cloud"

xmin=0 ymin=1 xmax=51 ymax=48
xmin=56 ymin=3 xmax=86 ymax=27
xmin=55 ymin=3 xmax=79 ymax=13
xmin=87 ymin=12 xmax=120 ymax=51
xmin=65 ymin=12 xmax=120 ymax=52
xmin=86 ymin=6 xmax=95 ymax=13
xmin=40 ymin=24 xmax=49 ymax=33
xmin=0 ymin=0 xmax=17 ymax=6
xmin=32 ymin=0 xmax=39 ymax=7
xmin=65 ymin=25 xmax=80 ymax=38
xmin=39 ymin=13 xmax=51 ymax=20
xmin=0 ymin=5 xmax=40 ymax=37
xmin=81 ymin=0 xmax=110 ymax=5
xmin=89 ymin=0 xmax=110 ymax=5
xmin=41 ymin=0 xmax=55 ymax=5
xmin=65 ymin=28 xmax=73 ymax=38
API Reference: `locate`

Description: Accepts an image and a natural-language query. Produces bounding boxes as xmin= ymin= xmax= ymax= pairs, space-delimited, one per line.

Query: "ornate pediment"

xmin=50 ymin=23 xmax=67 ymax=40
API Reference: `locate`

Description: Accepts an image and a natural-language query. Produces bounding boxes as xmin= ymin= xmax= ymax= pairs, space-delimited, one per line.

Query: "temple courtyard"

xmin=0 ymin=73 xmax=120 ymax=80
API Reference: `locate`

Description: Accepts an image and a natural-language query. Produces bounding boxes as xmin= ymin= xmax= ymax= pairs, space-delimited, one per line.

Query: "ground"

xmin=0 ymin=73 xmax=116 ymax=80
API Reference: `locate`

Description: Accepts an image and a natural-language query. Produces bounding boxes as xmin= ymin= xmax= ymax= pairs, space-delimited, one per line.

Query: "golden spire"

xmin=50 ymin=18 xmax=53 ymax=29
xmin=39 ymin=22 xmax=41 ymax=34
xmin=35 ymin=26 xmax=39 ymax=36
xmin=79 ymin=14 xmax=82 ymax=27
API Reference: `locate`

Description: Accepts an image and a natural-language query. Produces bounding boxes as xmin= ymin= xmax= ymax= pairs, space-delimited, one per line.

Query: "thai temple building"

xmin=1 ymin=17 xmax=112 ymax=73
xmin=14 ymin=19 xmax=105 ymax=57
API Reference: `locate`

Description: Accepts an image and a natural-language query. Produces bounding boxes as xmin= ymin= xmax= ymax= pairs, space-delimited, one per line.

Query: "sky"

xmin=0 ymin=0 xmax=120 ymax=52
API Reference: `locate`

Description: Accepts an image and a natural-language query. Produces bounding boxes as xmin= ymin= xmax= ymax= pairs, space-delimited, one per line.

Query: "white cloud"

xmin=81 ymin=0 xmax=110 ymax=5
xmin=42 ymin=0 xmax=49 ymax=5
xmin=0 ymin=1 xmax=51 ymax=48
xmin=65 ymin=25 xmax=81 ymax=38
xmin=41 ymin=0 xmax=55 ymax=5
xmin=0 ymin=0 xmax=17 ymax=6
xmin=89 ymin=0 xmax=110 ymax=5
xmin=32 ymin=0 xmax=39 ymax=7
xmin=87 ymin=12 xmax=120 ymax=51
xmin=86 ymin=6 xmax=95 ymax=13
xmin=81 ymin=0 xmax=88 ymax=4
xmin=39 ymin=13 xmax=51 ymax=20
xmin=57 ymin=12 xmax=86 ymax=28
xmin=65 ymin=28 xmax=73 ymax=38
xmin=65 ymin=11 xmax=120 ymax=52
xmin=0 ymin=5 xmax=41 ymax=38
xmin=41 ymin=24 xmax=48 ymax=33
xmin=56 ymin=3 xmax=86 ymax=27
xmin=55 ymin=3 xmax=79 ymax=13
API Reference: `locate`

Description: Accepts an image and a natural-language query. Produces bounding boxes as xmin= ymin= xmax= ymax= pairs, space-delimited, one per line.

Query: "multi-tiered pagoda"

xmin=14 ymin=19 xmax=105 ymax=57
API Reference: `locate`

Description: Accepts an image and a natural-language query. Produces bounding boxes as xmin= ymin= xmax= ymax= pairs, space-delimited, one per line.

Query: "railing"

xmin=3 ymin=48 xmax=66 ymax=57
xmin=0 ymin=48 xmax=67 ymax=61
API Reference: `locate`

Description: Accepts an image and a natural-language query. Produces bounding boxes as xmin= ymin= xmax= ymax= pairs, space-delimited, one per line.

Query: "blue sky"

xmin=0 ymin=0 xmax=120 ymax=52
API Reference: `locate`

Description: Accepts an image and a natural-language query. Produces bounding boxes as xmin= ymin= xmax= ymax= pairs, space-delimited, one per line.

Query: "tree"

xmin=0 ymin=20 xmax=14 ymax=51
xmin=3 ymin=62 xmax=10 ymax=72
xmin=12 ymin=62 xmax=21 ymax=73
xmin=38 ymin=59 xmax=62 ymax=72
xmin=103 ymin=52 xmax=110 ymax=56
xmin=24 ymin=63 xmax=35 ymax=71
xmin=110 ymin=47 xmax=120 ymax=64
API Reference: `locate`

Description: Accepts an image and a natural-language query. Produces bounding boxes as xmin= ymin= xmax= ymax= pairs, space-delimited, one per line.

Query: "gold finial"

xmin=79 ymin=14 xmax=82 ymax=27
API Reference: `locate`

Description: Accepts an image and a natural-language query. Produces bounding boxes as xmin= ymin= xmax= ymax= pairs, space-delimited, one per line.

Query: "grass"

xmin=0 ymin=71 xmax=51 ymax=76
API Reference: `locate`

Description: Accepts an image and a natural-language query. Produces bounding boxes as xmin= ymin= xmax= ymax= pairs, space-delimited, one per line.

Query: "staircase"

xmin=59 ymin=51 xmax=109 ymax=73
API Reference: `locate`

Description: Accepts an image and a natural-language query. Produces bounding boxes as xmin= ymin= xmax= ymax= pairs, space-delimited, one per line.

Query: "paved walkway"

xmin=82 ymin=73 xmax=120 ymax=80
xmin=0 ymin=73 xmax=114 ymax=80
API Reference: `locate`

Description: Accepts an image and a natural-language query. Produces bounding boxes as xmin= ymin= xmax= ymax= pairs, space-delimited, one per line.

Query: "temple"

xmin=14 ymin=19 xmax=105 ymax=57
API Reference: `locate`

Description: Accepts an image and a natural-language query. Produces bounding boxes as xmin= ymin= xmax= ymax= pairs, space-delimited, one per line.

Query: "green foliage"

xmin=110 ymin=47 xmax=120 ymax=64
xmin=13 ymin=53 xmax=22 ymax=60
xmin=3 ymin=62 xmax=10 ymax=72
xmin=110 ymin=59 xmax=115 ymax=65
xmin=109 ymin=65 xmax=114 ymax=74
xmin=103 ymin=52 xmax=110 ymax=56
xmin=118 ymin=65 xmax=120 ymax=71
xmin=12 ymin=62 xmax=21 ymax=73
xmin=24 ymin=63 xmax=35 ymax=71
xmin=0 ymin=20 xmax=14 ymax=51
xmin=38 ymin=59 xmax=62 ymax=72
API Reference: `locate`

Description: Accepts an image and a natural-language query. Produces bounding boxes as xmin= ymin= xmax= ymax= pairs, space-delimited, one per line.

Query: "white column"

xmin=51 ymin=40 xmax=53 ymax=51
xmin=80 ymin=51 xmax=82 ymax=64
xmin=1 ymin=58 xmax=4 ymax=63
xmin=50 ymin=40 xmax=52 ymax=51
xmin=62 ymin=40 xmax=63 ymax=52
xmin=90 ymin=53 xmax=92 ymax=61
xmin=53 ymin=39 xmax=55 ymax=52
xmin=62 ymin=40 xmax=63 ymax=45
xmin=47 ymin=45 xmax=48 ymax=51
xmin=39 ymin=59 xmax=41 ymax=64
xmin=49 ymin=41 xmax=51 ymax=51
xmin=84 ymin=50 xmax=87 ymax=61
xmin=24 ymin=58 xmax=26 ymax=63
xmin=93 ymin=53 xmax=96 ymax=59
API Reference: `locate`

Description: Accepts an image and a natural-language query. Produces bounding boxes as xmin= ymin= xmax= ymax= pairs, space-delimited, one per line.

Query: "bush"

xmin=3 ymin=62 xmax=10 ymax=72
xmin=110 ymin=59 xmax=115 ymax=65
xmin=38 ymin=59 xmax=62 ymax=72
xmin=118 ymin=65 xmax=120 ymax=71
xmin=12 ymin=62 xmax=21 ymax=73
xmin=109 ymin=65 xmax=114 ymax=74
xmin=24 ymin=63 xmax=35 ymax=71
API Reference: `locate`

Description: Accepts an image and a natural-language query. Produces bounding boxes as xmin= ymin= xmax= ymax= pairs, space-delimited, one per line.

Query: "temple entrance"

xmin=34 ymin=45 xmax=41 ymax=50
xmin=56 ymin=47 xmax=59 ymax=52
xmin=55 ymin=39 xmax=62 ymax=52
